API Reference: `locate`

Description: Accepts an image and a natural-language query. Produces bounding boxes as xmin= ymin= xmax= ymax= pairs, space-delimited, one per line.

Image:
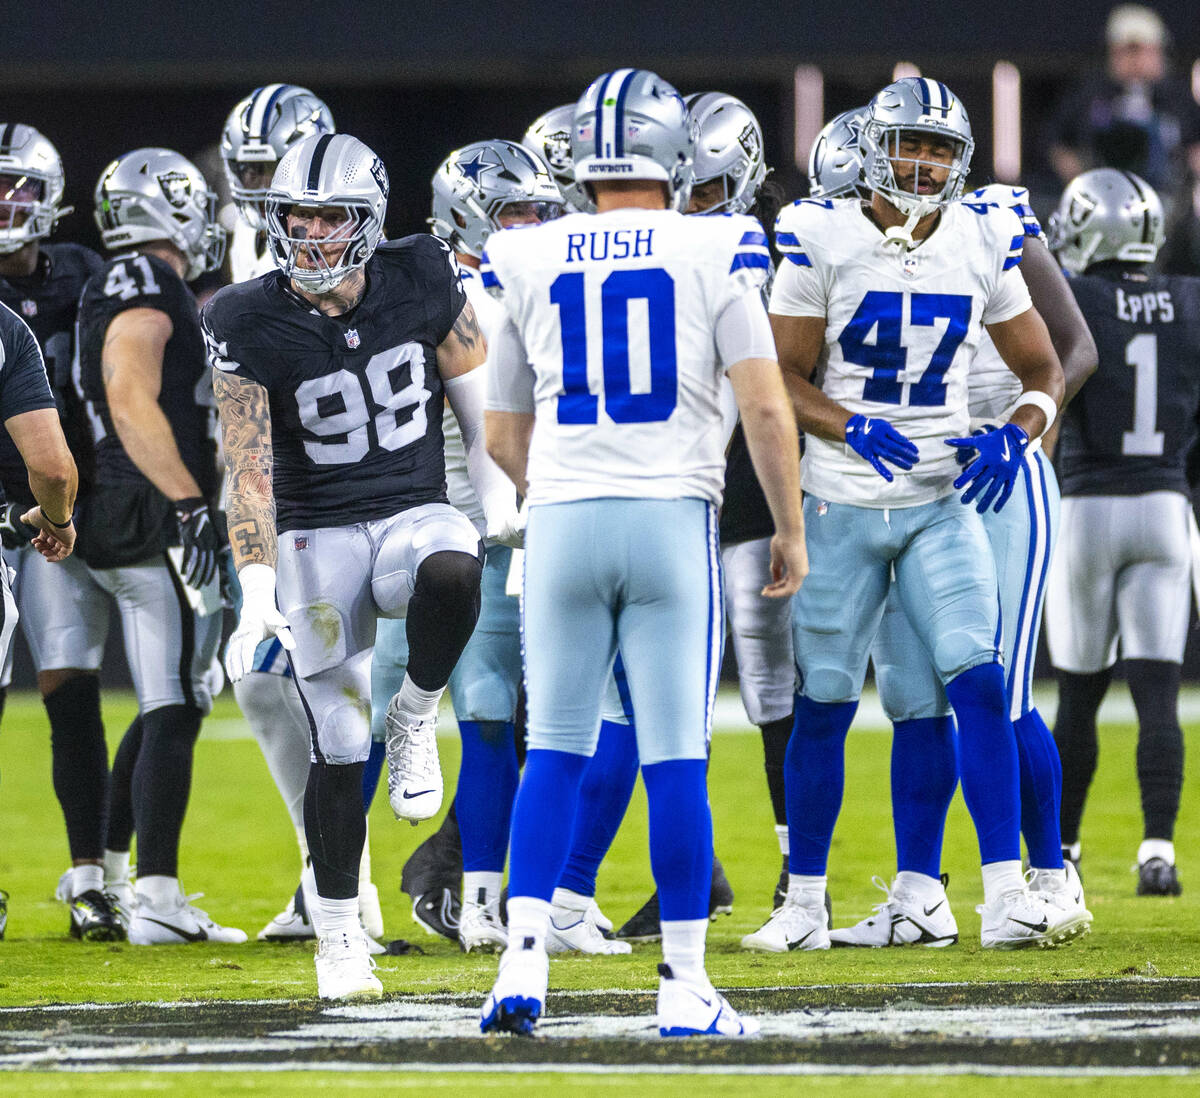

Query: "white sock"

xmin=661 ymin=918 xmax=708 ymax=984
xmin=465 ymin=871 xmax=504 ymax=909
xmin=895 ymin=871 xmax=943 ymax=899
xmin=774 ymin=824 xmax=789 ymax=858
xmin=319 ymin=895 xmax=359 ymax=937
xmin=359 ymin=819 xmax=372 ymax=886
xmin=73 ymin=865 xmax=104 ymax=897
xmin=103 ymin=849 xmax=131 ymax=886
xmin=1064 ymin=841 xmax=1081 ymax=862
xmin=1138 ymin=839 xmax=1176 ymax=866
xmin=393 ymin=675 xmax=443 ymax=722
xmin=295 ymin=825 xmax=310 ymax=874
xmin=786 ymin=874 xmax=826 ymax=908
xmin=505 ymin=896 xmax=551 ymax=953
xmin=981 ymin=860 xmax=1025 ymax=905
xmin=136 ymin=875 xmax=181 ymax=909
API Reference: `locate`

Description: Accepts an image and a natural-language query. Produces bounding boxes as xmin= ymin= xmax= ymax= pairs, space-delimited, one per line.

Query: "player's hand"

xmin=951 ymin=426 xmax=993 ymax=469
xmin=844 ymin=414 xmax=920 ymax=482
xmin=224 ymin=563 xmax=295 ymax=683
xmin=763 ymin=532 xmax=808 ymax=598
xmin=174 ymin=497 xmax=219 ymax=588
xmin=0 ymin=503 xmax=39 ymax=551
xmin=946 ymin=422 xmax=1029 ymax=514
xmin=19 ymin=505 xmax=76 ymax=561
xmin=483 ymin=493 xmax=525 ymax=549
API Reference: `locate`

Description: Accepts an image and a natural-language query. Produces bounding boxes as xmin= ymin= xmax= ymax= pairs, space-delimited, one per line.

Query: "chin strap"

xmin=881 ymin=207 xmax=925 ymax=250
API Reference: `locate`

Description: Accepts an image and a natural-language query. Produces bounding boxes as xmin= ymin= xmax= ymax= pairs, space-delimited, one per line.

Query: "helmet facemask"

xmin=862 ymin=123 xmax=972 ymax=219
xmin=0 ymin=172 xmax=52 ymax=253
xmin=266 ymin=198 xmax=381 ymax=293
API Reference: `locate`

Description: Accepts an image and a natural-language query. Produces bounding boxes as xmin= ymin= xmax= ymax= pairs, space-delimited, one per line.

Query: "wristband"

xmin=1011 ymin=391 xmax=1058 ymax=439
xmin=45 ymin=511 xmax=73 ymax=529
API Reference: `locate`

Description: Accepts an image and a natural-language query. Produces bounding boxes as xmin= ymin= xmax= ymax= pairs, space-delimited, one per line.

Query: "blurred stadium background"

xmin=5 ymin=0 xmax=1200 ymax=686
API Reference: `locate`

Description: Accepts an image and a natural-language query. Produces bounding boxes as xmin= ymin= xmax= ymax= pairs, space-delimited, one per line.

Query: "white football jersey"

xmin=482 ymin=208 xmax=771 ymax=507
xmin=962 ymin=184 xmax=1047 ymax=425
xmin=442 ymin=265 xmax=506 ymax=535
xmin=770 ymin=197 xmax=1032 ymax=507
xmin=228 ymin=219 xmax=274 ymax=284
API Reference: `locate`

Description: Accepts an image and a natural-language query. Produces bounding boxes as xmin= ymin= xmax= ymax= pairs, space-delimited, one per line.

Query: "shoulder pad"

xmin=963 ymin=183 xmax=1043 ymax=241
xmin=719 ymin=213 xmax=771 ymax=276
xmin=774 ymin=199 xmax=836 ymax=266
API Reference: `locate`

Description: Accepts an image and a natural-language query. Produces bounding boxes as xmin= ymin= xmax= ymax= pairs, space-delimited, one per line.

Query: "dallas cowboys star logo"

xmin=456 ymin=149 xmax=495 ymax=185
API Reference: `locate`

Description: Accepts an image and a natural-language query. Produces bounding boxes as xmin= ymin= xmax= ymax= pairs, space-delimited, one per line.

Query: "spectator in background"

xmin=1048 ymin=5 xmax=1200 ymax=215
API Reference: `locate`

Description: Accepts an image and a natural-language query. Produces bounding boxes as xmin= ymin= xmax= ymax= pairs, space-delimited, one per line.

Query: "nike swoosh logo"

xmin=1009 ymin=917 xmax=1048 ymax=933
xmin=1000 ymin=439 xmax=1011 ymax=461
xmin=140 ymin=917 xmax=207 ymax=943
xmin=403 ymin=789 xmax=436 ymax=799
xmin=687 ymin=989 xmax=715 ymax=1008
xmin=862 ymin=422 xmax=873 ymax=434
xmin=924 ymin=901 xmax=945 ymax=916
xmin=787 ymin=929 xmax=815 ymax=950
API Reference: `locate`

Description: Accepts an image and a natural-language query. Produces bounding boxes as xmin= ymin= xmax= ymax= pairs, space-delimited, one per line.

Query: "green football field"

xmin=0 ymin=685 xmax=1197 ymax=1092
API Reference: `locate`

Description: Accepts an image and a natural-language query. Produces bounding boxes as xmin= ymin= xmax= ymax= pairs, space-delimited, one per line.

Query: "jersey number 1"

xmin=1122 ymin=332 xmax=1164 ymax=456
xmin=551 ymin=268 xmax=678 ymax=424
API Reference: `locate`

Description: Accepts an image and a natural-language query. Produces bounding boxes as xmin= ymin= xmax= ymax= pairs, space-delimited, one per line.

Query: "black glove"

xmin=174 ymin=497 xmax=219 ymax=588
xmin=0 ymin=503 xmax=38 ymax=551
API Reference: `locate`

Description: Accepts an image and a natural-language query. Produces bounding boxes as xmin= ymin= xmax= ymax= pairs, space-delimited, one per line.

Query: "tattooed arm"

xmin=212 ymin=367 xmax=277 ymax=570
xmin=435 ymin=300 xmax=487 ymax=380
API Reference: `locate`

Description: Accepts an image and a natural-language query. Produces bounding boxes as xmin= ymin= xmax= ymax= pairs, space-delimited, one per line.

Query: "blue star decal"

xmin=457 ymin=150 xmax=494 ymax=185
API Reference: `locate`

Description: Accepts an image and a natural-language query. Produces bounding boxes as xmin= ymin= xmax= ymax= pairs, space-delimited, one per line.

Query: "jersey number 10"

xmin=551 ymin=268 xmax=678 ymax=425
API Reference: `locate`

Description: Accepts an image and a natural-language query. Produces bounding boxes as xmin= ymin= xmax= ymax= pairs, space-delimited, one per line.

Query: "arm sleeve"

xmin=485 ymin=313 xmax=535 ymax=414
xmin=715 ymin=288 xmax=777 ymax=370
xmin=0 ymin=311 xmax=55 ymax=421
xmin=443 ymin=364 xmax=516 ymax=517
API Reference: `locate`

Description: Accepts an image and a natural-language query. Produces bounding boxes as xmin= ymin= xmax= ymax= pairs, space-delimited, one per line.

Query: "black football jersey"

xmin=201 ymin=235 xmax=467 ymax=532
xmin=77 ymin=251 xmax=217 ymax=499
xmin=0 ymin=243 xmax=102 ymax=506
xmin=0 ymin=302 xmax=57 ymax=508
xmin=719 ymin=424 xmax=775 ymax=545
xmin=1057 ymin=269 xmax=1200 ymax=497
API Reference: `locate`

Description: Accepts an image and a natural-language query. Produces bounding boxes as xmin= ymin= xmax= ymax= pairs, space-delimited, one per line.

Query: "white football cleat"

xmin=359 ymin=881 xmax=385 ymax=940
xmin=129 ymin=891 xmax=248 ymax=945
xmin=1028 ymin=862 xmax=1092 ymax=943
xmin=546 ymin=908 xmax=632 ymax=954
xmin=588 ymin=899 xmax=613 ymax=935
xmin=459 ymin=899 xmax=508 ymax=954
xmin=977 ymin=886 xmax=1082 ymax=949
xmin=829 ymin=875 xmax=958 ymax=948
xmin=741 ymin=899 xmax=830 ymax=952
xmin=315 ymin=930 xmax=383 ymax=1001
xmin=385 ymin=697 xmax=443 ymax=823
xmin=257 ymin=894 xmax=315 ymax=942
xmin=480 ymin=937 xmax=549 ymax=1035
xmin=656 ymin=964 xmax=760 ymax=1037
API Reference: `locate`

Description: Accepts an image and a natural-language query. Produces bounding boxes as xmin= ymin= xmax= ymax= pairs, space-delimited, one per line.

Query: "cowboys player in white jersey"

xmin=802 ymin=110 xmax=1098 ymax=946
xmin=748 ymin=77 xmax=1081 ymax=954
xmin=207 ymin=132 xmax=505 ymax=999
xmin=218 ymin=83 xmax=389 ymax=947
xmin=480 ymin=68 xmax=805 ymax=1038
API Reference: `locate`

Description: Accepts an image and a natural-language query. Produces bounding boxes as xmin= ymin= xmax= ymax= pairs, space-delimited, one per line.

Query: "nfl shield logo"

xmin=903 ymin=254 xmax=920 ymax=278
xmin=293 ymin=536 xmax=308 ymax=551
xmin=817 ymin=501 xmax=829 ymax=517
xmin=20 ymin=299 xmax=36 ymax=317
xmin=344 ymin=329 xmax=360 ymax=349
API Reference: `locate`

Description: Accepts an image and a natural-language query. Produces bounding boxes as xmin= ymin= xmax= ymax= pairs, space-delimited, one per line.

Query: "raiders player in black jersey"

xmin=76 ymin=147 xmax=245 ymax=944
xmin=206 ymin=133 xmax=510 ymax=1000
xmin=1045 ymin=168 xmax=1200 ymax=897
xmin=0 ymin=124 xmax=123 ymax=940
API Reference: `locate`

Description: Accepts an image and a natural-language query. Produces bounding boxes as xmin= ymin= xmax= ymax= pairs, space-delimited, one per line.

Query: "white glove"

xmin=225 ymin=563 xmax=296 ymax=682
xmin=482 ymin=491 xmax=525 ymax=549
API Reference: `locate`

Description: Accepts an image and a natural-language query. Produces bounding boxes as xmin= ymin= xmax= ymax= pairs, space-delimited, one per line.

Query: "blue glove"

xmin=946 ymin=422 xmax=1029 ymax=513
xmin=844 ymin=414 xmax=920 ymax=482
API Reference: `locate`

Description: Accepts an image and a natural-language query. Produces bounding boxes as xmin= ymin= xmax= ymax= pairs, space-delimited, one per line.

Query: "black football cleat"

xmin=1137 ymin=857 xmax=1182 ymax=896
xmin=69 ymin=889 xmax=126 ymax=942
xmin=617 ymin=857 xmax=736 ymax=942
xmin=411 ymin=886 xmax=461 ymax=942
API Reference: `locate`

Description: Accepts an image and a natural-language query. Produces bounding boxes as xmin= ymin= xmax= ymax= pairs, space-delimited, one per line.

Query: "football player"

xmin=207 ymin=133 xmax=501 ymax=1000
xmin=1045 ymin=168 xmax=1197 ymax=896
xmin=0 ymin=125 xmax=123 ymax=940
xmin=218 ymin=84 xmax=388 ymax=946
xmin=480 ymin=68 xmax=805 ymax=1037
xmin=522 ymin=105 xmax=592 ymax=212
xmin=747 ymin=77 xmax=1081 ymax=953
xmin=76 ymin=148 xmax=242 ymax=944
xmin=804 ymin=114 xmax=1098 ymax=945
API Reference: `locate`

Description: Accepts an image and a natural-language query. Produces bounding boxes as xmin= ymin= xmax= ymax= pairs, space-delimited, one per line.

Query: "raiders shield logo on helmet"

xmin=541 ymin=129 xmax=572 ymax=174
xmin=157 ymin=171 xmax=193 ymax=209
xmin=738 ymin=122 xmax=762 ymax=164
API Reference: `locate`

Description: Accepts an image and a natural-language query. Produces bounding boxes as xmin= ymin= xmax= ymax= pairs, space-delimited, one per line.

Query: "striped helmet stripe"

xmin=1120 ymin=170 xmax=1153 ymax=243
xmin=593 ymin=71 xmax=618 ymax=158
xmin=599 ymin=68 xmax=635 ymax=159
xmin=611 ymin=69 xmax=638 ymax=157
xmin=306 ymin=133 xmax=335 ymax=193
xmin=0 ymin=123 xmax=15 ymax=152
xmin=248 ymin=83 xmax=286 ymax=139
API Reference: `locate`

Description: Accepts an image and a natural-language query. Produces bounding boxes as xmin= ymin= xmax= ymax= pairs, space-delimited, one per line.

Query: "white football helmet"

xmin=265 ymin=133 xmax=387 ymax=293
xmin=430 ymin=139 xmax=563 ymax=258
xmin=221 ymin=84 xmax=334 ymax=229
xmin=94 ymin=148 xmax=226 ymax=280
xmin=809 ymin=109 xmax=868 ymax=200
xmin=0 ymin=124 xmax=69 ymax=254
xmin=1047 ymin=167 xmax=1165 ymax=275
xmin=522 ymin=105 xmax=591 ymax=212
xmin=571 ymin=69 xmax=696 ymax=212
xmin=684 ymin=92 xmax=767 ymax=214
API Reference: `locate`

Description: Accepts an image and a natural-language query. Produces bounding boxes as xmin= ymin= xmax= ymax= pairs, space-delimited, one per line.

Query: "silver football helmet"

xmin=221 ymin=84 xmax=334 ymax=229
xmin=430 ymin=139 xmax=564 ymax=258
xmin=1047 ymin=168 xmax=1164 ymax=275
xmin=572 ymin=69 xmax=696 ymax=212
xmin=0 ymin=124 xmax=69 ymax=254
xmin=809 ymin=109 xmax=868 ymax=200
xmin=94 ymin=148 xmax=226 ymax=281
xmin=683 ymin=93 xmax=767 ymax=215
xmin=860 ymin=77 xmax=974 ymax=218
xmin=522 ymin=105 xmax=591 ymax=212
xmin=265 ymin=133 xmax=387 ymax=293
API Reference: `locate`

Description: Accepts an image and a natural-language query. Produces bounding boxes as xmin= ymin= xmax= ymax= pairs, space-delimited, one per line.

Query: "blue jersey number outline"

xmin=551 ymin=268 xmax=678 ymax=425
xmin=838 ymin=290 xmax=971 ymax=407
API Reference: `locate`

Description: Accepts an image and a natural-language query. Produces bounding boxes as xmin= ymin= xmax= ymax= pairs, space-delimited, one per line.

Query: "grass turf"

xmin=0 ymin=686 xmax=1196 ymax=1007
